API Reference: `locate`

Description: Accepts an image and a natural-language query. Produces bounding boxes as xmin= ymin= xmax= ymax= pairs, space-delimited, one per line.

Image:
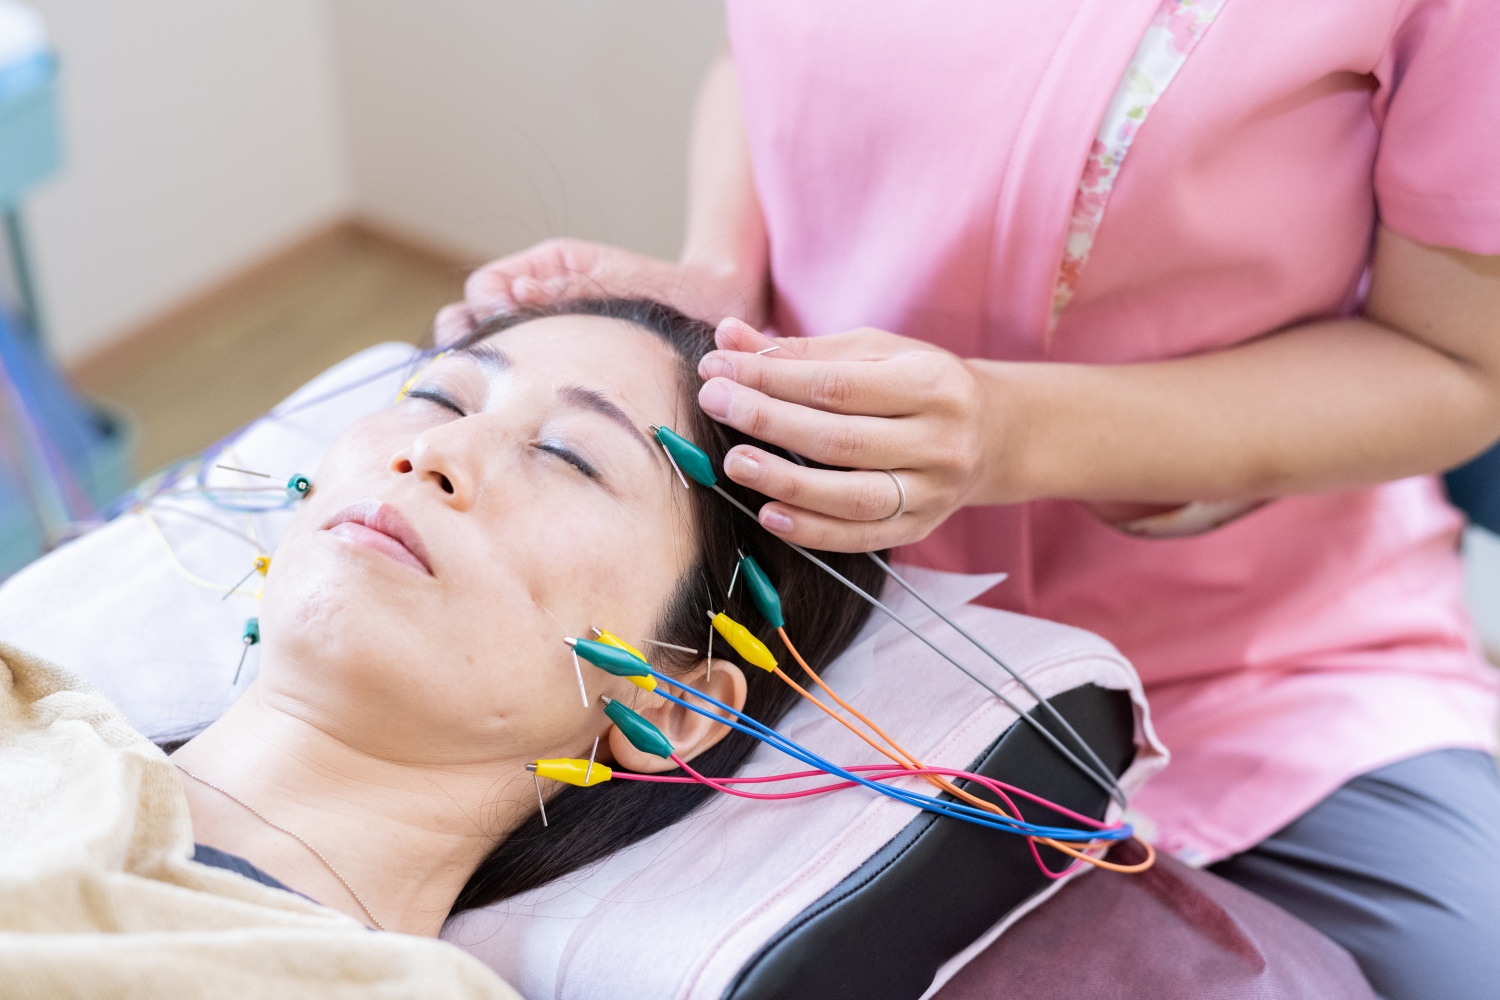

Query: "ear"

xmin=606 ymin=658 xmax=749 ymax=775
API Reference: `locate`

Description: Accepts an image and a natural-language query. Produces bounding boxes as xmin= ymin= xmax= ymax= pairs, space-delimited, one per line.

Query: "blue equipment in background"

xmin=0 ymin=4 xmax=131 ymax=577
xmin=1446 ymin=450 xmax=1500 ymax=537
xmin=0 ymin=308 xmax=130 ymax=573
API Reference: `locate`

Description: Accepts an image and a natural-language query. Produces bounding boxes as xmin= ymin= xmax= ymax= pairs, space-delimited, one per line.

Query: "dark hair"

xmin=447 ymin=299 xmax=886 ymax=914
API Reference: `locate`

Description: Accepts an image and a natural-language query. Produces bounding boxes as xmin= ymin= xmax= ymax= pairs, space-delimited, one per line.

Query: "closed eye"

xmin=406 ymin=387 xmax=467 ymax=418
xmin=533 ymin=439 xmax=600 ymax=480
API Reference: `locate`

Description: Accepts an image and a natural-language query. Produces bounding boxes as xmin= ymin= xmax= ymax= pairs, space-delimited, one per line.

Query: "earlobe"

xmin=605 ymin=659 xmax=748 ymax=775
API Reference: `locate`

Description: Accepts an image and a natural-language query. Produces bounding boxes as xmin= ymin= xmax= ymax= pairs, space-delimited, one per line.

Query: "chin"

xmin=262 ymin=568 xmax=425 ymax=685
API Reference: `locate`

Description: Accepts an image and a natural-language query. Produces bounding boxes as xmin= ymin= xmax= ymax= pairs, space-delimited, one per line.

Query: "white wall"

xmin=25 ymin=0 xmax=350 ymax=362
xmin=23 ymin=1 xmax=722 ymax=361
xmin=326 ymin=0 xmax=724 ymax=263
xmin=1465 ymin=529 xmax=1500 ymax=653
xmin=13 ymin=1 xmax=1500 ymax=653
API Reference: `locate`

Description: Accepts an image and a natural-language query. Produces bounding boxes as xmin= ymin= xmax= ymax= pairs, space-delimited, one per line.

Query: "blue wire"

xmin=656 ymin=684 xmax=1119 ymax=841
xmin=649 ymin=673 xmax=1129 ymax=842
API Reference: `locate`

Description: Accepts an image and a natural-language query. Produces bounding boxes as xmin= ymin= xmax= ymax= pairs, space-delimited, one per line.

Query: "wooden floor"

xmin=71 ymin=224 xmax=469 ymax=476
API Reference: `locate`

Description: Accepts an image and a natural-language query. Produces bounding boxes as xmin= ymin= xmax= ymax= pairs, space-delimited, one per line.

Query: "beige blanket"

xmin=0 ymin=642 xmax=519 ymax=1000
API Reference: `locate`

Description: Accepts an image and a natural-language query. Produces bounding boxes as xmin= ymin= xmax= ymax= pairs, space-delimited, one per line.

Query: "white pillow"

xmin=446 ymin=570 xmax=1164 ymax=1000
xmin=0 ymin=343 xmax=1165 ymax=998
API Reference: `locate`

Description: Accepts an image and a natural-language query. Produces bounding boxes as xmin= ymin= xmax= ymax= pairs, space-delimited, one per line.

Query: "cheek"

xmin=516 ymin=500 xmax=687 ymax=630
xmin=310 ymin=413 xmax=401 ymax=487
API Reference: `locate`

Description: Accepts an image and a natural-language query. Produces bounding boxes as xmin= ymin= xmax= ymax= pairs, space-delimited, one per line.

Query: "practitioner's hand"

xmin=434 ymin=238 xmax=766 ymax=346
xmin=697 ymin=319 xmax=1001 ymax=552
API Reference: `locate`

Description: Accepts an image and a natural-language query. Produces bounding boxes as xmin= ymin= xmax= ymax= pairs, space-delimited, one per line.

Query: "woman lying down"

xmin=0 ymin=300 xmax=884 ymax=996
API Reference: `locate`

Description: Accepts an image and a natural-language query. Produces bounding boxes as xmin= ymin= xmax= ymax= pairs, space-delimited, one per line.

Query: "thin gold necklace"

xmin=173 ymin=762 xmax=386 ymax=931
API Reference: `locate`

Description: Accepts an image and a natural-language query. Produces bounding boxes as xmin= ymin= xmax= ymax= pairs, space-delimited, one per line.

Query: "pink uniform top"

xmin=726 ymin=0 xmax=1500 ymax=862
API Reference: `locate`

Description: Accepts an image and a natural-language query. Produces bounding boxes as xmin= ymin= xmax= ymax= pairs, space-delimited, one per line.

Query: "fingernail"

xmin=698 ymin=353 xmax=734 ymax=380
xmin=761 ymin=509 xmax=793 ymax=533
xmin=726 ymin=450 xmax=761 ymax=482
xmin=698 ymin=380 xmax=733 ymax=420
xmin=716 ymin=317 xmax=755 ymax=348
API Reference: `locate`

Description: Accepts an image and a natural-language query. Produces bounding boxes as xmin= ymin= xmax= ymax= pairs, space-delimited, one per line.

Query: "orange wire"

xmin=774 ymin=627 xmax=1154 ymax=874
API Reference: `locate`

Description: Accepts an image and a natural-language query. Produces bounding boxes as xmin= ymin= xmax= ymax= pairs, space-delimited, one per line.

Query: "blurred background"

xmin=0 ymin=0 xmax=1497 ymax=653
xmin=20 ymin=0 xmax=723 ymax=471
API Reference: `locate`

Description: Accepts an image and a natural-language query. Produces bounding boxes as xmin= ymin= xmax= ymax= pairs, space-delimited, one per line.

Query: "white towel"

xmin=0 ymin=641 xmax=519 ymax=1000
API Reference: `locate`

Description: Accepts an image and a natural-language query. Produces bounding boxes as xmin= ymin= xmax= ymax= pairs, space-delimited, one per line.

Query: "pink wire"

xmin=632 ymin=761 xmax=1110 ymax=829
xmin=652 ymin=755 xmax=1106 ymax=880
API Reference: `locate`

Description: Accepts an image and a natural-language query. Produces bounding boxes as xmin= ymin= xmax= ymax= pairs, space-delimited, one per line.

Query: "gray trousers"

xmin=1211 ymin=749 xmax=1500 ymax=1000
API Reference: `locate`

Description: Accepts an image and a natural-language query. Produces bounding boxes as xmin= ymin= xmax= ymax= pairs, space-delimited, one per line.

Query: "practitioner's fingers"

xmin=704 ymin=316 xmax=992 ymax=552
xmin=433 ymin=303 xmax=478 ymax=347
xmin=463 ymin=239 xmax=766 ymax=327
xmin=723 ymin=446 xmax=913 ymax=522
xmin=697 ymin=377 xmax=923 ymax=469
xmin=464 ymin=238 xmax=645 ymax=315
xmin=714 ymin=318 xmax=923 ymax=362
xmin=463 ymin=240 xmax=579 ymax=313
xmin=754 ymin=497 xmax=925 ymax=553
xmin=699 ymin=348 xmax=953 ymax=417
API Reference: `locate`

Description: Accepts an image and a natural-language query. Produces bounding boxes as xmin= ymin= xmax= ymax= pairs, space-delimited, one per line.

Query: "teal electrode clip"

xmin=601 ymin=695 xmax=674 ymax=759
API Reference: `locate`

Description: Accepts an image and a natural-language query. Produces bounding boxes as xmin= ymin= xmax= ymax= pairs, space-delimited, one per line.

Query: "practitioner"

xmin=449 ymin=4 xmax=1500 ymax=996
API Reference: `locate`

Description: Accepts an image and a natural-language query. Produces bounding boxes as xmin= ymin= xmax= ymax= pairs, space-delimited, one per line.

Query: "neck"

xmin=171 ymin=682 xmax=529 ymax=936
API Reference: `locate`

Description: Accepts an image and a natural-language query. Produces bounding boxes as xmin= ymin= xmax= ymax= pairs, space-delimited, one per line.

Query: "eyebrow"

xmin=558 ymin=385 xmax=660 ymax=462
xmin=455 ymin=341 xmax=513 ymax=375
xmin=454 ymin=340 xmax=660 ymax=464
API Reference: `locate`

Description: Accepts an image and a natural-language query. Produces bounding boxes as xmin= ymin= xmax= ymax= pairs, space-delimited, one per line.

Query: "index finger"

xmin=463 ymin=239 xmax=596 ymax=313
xmin=713 ymin=318 xmax=807 ymax=359
xmin=715 ymin=319 xmax=921 ymax=362
xmin=697 ymin=350 xmax=935 ymax=417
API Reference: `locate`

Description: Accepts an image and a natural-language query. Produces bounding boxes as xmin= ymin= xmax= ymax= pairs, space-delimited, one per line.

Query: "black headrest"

xmin=723 ymin=683 xmax=1136 ymax=1000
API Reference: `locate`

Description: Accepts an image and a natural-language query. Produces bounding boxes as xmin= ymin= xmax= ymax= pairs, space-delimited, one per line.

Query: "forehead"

xmin=475 ymin=314 xmax=687 ymax=414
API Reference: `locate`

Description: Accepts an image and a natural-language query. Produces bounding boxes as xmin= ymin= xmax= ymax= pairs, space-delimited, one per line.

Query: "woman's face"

xmin=258 ymin=315 xmax=700 ymax=765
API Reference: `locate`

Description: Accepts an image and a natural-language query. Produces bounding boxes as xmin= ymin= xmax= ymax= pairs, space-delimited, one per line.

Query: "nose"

xmin=392 ymin=429 xmax=475 ymax=508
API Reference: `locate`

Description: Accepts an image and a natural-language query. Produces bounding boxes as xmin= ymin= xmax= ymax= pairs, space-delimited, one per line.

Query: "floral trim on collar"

xmin=1050 ymin=0 xmax=1231 ymax=334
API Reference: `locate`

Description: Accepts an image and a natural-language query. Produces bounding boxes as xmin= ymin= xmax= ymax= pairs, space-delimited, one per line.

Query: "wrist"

xmin=964 ymin=359 xmax=1048 ymax=506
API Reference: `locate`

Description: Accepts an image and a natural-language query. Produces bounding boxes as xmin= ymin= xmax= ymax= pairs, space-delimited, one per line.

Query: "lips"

xmin=324 ymin=500 xmax=434 ymax=575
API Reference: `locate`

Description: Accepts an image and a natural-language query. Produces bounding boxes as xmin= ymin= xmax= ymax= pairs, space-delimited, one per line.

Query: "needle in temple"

xmin=726 ymin=552 xmax=742 ymax=601
xmin=650 ymin=425 xmax=691 ymax=490
xmin=637 ymin=638 xmax=699 ymax=655
xmin=705 ymin=615 xmax=715 ymax=682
